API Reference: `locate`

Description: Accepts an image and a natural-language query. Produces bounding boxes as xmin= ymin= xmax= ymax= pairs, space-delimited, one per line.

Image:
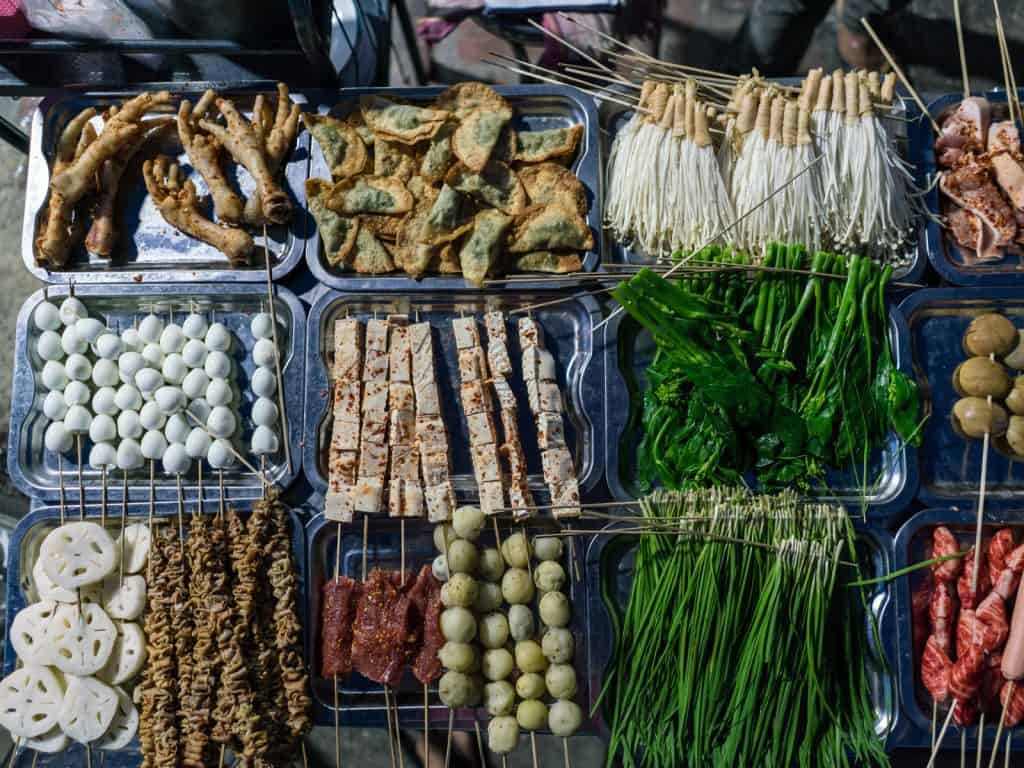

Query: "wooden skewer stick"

xmin=361 ymin=514 xmax=369 ymax=582
xmin=927 ymin=696 xmax=958 ymax=766
xmin=218 ymin=468 xmax=225 ymax=520
xmin=100 ymin=466 xmax=108 ymax=526
xmin=953 ymin=0 xmax=970 ymax=99
xmin=960 ymin=728 xmax=966 ymax=768
xmin=218 ymin=743 xmax=225 ymax=768
xmin=119 ymin=470 xmax=128 ymax=588
xmin=859 ymin=17 xmax=940 ymax=134
xmin=384 ymin=686 xmax=398 ymax=768
xmin=473 ymin=720 xmax=486 ymax=767
xmin=563 ymin=737 xmax=572 ymax=768
xmin=176 ymin=473 xmax=186 ymax=554
xmin=492 ymin=516 xmax=503 ymax=552
xmin=531 ymin=731 xmax=540 ymax=768
xmin=401 ymin=518 xmax=406 ymax=583
xmin=262 ymin=226 xmax=293 ymax=480
xmin=423 ymin=683 xmax=430 ymax=768
xmin=444 ymin=708 xmax=454 ymax=768
xmin=524 ymin=17 xmax=631 ymax=87
xmin=57 ymin=453 xmax=66 ymax=524
xmin=976 ymin=712 xmax=984 ymax=768
xmin=993 ymin=0 xmax=1021 ymax=127
xmin=76 ymin=435 xmax=85 ymax=519
xmin=932 ymin=699 xmax=938 ymax=751
xmin=334 ymin=519 xmax=343 ymax=768
xmin=989 ymin=685 xmax=1011 ymax=768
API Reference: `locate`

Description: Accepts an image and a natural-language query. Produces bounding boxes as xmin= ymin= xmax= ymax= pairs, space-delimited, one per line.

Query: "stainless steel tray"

xmin=920 ymin=89 xmax=1024 ymax=286
xmin=2 ymin=500 xmax=308 ymax=766
xmin=891 ymin=508 xmax=1024 ymax=751
xmin=302 ymin=288 xmax=605 ymax=501
xmin=22 ymin=88 xmax=312 ymax=284
xmin=303 ymin=85 xmax=602 ymax=291
xmin=603 ymin=302 xmax=919 ymax=519
xmin=8 ymin=284 xmax=305 ymax=503
xmin=304 ymin=507 xmax=594 ymax=732
xmin=898 ymin=287 xmax=1024 ymax=509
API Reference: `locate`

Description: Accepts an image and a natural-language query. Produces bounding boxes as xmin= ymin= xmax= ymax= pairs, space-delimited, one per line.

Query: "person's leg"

xmin=732 ymin=0 xmax=833 ymax=75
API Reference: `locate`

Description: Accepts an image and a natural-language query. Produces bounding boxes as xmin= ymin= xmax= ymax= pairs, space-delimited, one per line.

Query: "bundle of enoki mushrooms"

xmin=35 ymin=83 xmax=299 ymax=270
xmin=139 ymin=490 xmax=310 ymax=768
xmin=605 ymin=68 xmax=925 ymax=266
xmin=602 ymin=487 xmax=888 ymax=768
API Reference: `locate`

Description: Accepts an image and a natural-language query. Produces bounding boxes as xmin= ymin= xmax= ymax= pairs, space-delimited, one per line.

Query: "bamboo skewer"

xmin=989 ymin=684 xmax=1011 ymax=768
xmin=57 ymin=454 xmax=66 ymax=525
xmin=531 ymin=731 xmax=540 ymax=768
xmin=119 ymin=470 xmax=128 ymax=587
xmin=444 ymin=709 xmax=454 ymax=768
xmin=423 ymin=683 xmax=429 ymax=768
xmin=927 ymin=686 xmax=958 ymax=766
xmin=860 ymin=17 xmax=940 ymax=133
xmin=334 ymin=520 xmax=343 ymax=768
xmin=954 ymin=0 xmax=970 ymax=99
xmin=384 ymin=685 xmax=398 ymax=768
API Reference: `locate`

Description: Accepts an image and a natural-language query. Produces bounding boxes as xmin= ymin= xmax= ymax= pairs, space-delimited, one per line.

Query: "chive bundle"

xmin=602 ymin=488 xmax=889 ymax=768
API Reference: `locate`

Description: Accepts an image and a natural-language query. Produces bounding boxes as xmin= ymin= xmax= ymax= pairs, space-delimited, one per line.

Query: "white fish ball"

xmin=59 ymin=297 xmax=87 ymax=326
xmin=141 ymin=430 xmax=167 ymax=460
xmin=207 ymin=406 xmax=236 ymax=439
xmin=205 ymin=379 xmax=232 ymax=407
xmin=36 ymin=330 xmax=63 ymax=362
xmin=162 ymin=443 xmax=190 ymax=475
xmin=205 ymin=323 xmax=231 ymax=352
xmin=203 ymin=350 xmax=231 ymax=380
xmin=120 ymin=327 xmax=143 ymax=352
xmin=63 ymin=381 xmax=90 ymax=407
xmin=250 ymin=313 xmax=274 ymax=339
xmin=139 ymin=401 xmax=165 ymax=431
xmin=138 ymin=314 xmax=164 ymax=344
xmin=64 ymin=405 xmax=92 ymax=434
xmin=44 ymin=421 xmax=72 ymax=453
xmin=182 ymin=313 xmax=208 ymax=340
xmin=95 ymin=333 xmax=123 ymax=360
xmin=207 ymin=438 xmax=236 ymax=469
xmin=185 ymin=427 xmax=212 ymax=459
xmin=92 ymin=387 xmax=118 ymax=416
xmin=547 ymin=700 xmax=582 ymax=738
xmin=155 ymin=386 xmax=185 ymax=415
xmin=75 ymin=318 xmax=106 ymax=345
xmin=141 ymin=344 xmax=164 ymax=368
xmin=41 ymin=361 xmax=68 ymax=391
xmin=250 ymin=424 xmax=278 ymax=455
xmin=117 ymin=410 xmax=142 ymax=440
xmin=92 ymin=359 xmax=119 ymax=388
xmin=61 ymin=325 xmax=87 ymax=356
xmin=89 ymin=442 xmax=117 ymax=468
xmin=65 ymin=354 xmax=91 ymax=382
xmin=164 ymin=414 xmax=189 ymax=444
xmin=182 ymin=369 xmax=209 ymax=400
xmin=188 ymin=398 xmax=212 ymax=425
xmin=161 ymin=354 xmax=187 ymax=385
xmin=252 ymin=367 xmax=276 ymax=398
xmin=134 ymin=368 xmax=163 ymax=397
xmin=159 ymin=324 xmax=185 ymax=355
xmin=252 ymin=338 xmax=276 ymax=367
xmin=252 ymin=397 xmax=279 ymax=427
xmin=42 ymin=390 xmax=68 ymax=421
xmin=118 ymin=352 xmax=145 ymax=384
xmin=34 ymin=301 xmax=61 ymax=332
xmin=89 ymin=414 xmax=117 ymax=444
xmin=116 ymin=438 xmax=144 ymax=470
xmin=182 ymin=339 xmax=208 ymax=369
xmin=115 ymin=385 xmax=142 ymax=412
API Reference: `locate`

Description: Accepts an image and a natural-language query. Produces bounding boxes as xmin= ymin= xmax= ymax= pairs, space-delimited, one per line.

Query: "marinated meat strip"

xmin=994 ymin=543 xmax=1024 ymax=601
xmin=936 ymin=97 xmax=991 ymax=167
xmin=930 ymin=581 xmax=956 ymax=655
xmin=410 ymin=321 xmax=456 ymax=523
xmin=988 ymin=528 xmax=1015 ymax=586
xmin=957 ymin=546 xmax=990 ymax=609
xmin=950 ymin=643 xmax=985 ymax=701
xmin=953 ymin=697 xmax=979 ymax=727
xmin=992 ymin=151 xmax=1024 ymax=211
xmin=912 ymin=579 xmax=931 ymax=660
xmin=976 ymin=591 xmax=1010 ymax=650
xmin=940 ymin=158 xmax=1017 ymax=258
xmin=352 ymin=569 xmax=412 ymax=685
xmin=405 ymin=565 xmax=443 ymax=685
xmin=989 ymin=120 xmax=1020 ymax=154
xmin=326 ymin=318 xmax=364 ymax=523
xmin=921 ymin=634 xmax=953 ymax=703
xmin=321 ymin=576 xmax=360 ymax=679
xmin=932 ymin=526 xmax=963 ymax=583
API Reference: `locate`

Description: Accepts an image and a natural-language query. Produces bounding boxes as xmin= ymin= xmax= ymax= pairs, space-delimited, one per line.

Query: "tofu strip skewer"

xmin=325 ymin=318 xmax=364 ymax=523
xmin=355 ymin=318 xmax=391 ymax=515
xmin=484 ymin=311 xmax=535 ymax=520
xmin=387 ymin=319 xmax=425 ymax=519
xmin=410 ymin=321 xmax=457 ymax=523
xmin=453 ymin=316 xmax=507 ymax=516
xmin=519 ymin=317 xmax=580 ymax=519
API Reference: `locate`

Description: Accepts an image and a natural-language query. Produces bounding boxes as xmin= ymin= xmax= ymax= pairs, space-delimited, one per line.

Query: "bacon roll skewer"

xmin=958 ymin=546 xmax=991 ymax=610
xmin=995 ymin=544 xmax=1024 ymax=601
xmin=912 ymin=580 xmax=932 ymax=659
xmin=922 ymin=635 xmax=953 ymax=703
xmin=931 ymin=581 xmax=957 ymax=656
xmin=989 ymin=529 xmax=1016 ymax=587
xmin=932 ymin=526 xmax=963 ymax=583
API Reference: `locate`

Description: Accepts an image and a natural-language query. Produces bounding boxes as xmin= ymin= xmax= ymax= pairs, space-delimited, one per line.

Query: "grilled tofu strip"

xmin=387 ymin=320 xmax=424 ymax=518
xmin=453 ymin=316 xmax=507 ymax=516
xmin=326 ymin=318 xmax=363 ymax=522
xmin=410 ymin=321 xmax=457 ymax=522
xmin=518 ymin=316 xmax=579 ymax=518
xmin=353 ymin=318 xmax=390 ymax=515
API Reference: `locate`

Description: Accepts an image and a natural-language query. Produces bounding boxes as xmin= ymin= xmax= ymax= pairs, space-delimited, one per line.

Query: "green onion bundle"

xmin=602 ymin=488 xmax=889 ymax=768
xmin=613 ymin=243 xmax=922 ymax=492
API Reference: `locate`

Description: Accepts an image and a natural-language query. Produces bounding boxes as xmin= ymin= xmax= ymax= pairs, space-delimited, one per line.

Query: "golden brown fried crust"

xmin=244 ymin=83 xmax=301 ymax=226
xmin=178 ymin=92 xmax=245 ymax=226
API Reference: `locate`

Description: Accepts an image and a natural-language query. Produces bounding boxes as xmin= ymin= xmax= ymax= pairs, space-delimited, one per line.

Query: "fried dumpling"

xmin=360 ymin=96 xmax=449 ymax=144
xmin=328 ymin=176 xmax=414 ymax=215
xmin=445 ymin=162 xmax=527 ymax=215
xmin=514 ymin=125 xmax=583 ymax=164
xmin=406 ymin=175 xmax=438 ymax=202
xmin=302 ymin=114 xmax=367 ymax=180
xmin=459 ymin=209 xmax=512 ymax=287
xmin=359 ymin=213 xmax=403 ymax=241
xmin=374 ymin=136 xmax=417 ymax=182
xmin=352 ymin=228 xmax=396 ymax=274
xmin=432 ymin=243 xmax=461 ymax=274
xmin=513 ymin=251 xmax=583 ymax=274
xmin=434 ymin=82 xmax=509 ymax=120
xmin=508 ymin=204 xmax=594 ymax=253
xmin=517 ymin=162 xmax=587 ymax=217
xmin=306 ymin=179 xmax=358 ymax=267
xmin=420 ymin=123 xmax=456 ymax=182
xmin=344 ymin=110 xmax=375 ymax=145
xmin=453 ymin=107 xmax=514 ymax=172
xmin=420 ymin=184 xmax=474 ymax=244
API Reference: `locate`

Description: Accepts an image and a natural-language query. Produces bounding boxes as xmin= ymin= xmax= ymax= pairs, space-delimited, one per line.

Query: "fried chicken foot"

xmin=200 ymin=96 xmax=292 ymax=225
xmin=143 ymin=156 xmax=253 ymax=266
xmin=243 ymin=83 xmax=301 ymax=226
xmin=178 ymin=90 xmax=245 ymax=225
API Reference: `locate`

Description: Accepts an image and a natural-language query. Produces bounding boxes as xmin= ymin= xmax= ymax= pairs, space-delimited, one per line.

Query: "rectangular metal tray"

xmin=603 ymin=303 xmax=919 ymax=519
xmin=918 ymin=89 xmax=1024 ymax=286
xmin=303 ymin=84 xmax=602 ymax=291
xmin=598 ymin=86 xmax=927 ymax=284
xmin=302 ymin=288 xmax=605 ymax=501
xmin=304 ymin=507 xmax=594 ymax=731
xmin=891 ymin=508 xmax=1024 ymax=751
xmin=584 ymin=519 xmax=898 ymax=746
xmin=7 ymin=284 xmax=305 ymax=503
xmin=22 ymin=87 xmax=312 ymax=284
xmin=898 ymin=287 xmax=1024 ymax=509
xmin=2 ymin=499 xmax=308 ymax=766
